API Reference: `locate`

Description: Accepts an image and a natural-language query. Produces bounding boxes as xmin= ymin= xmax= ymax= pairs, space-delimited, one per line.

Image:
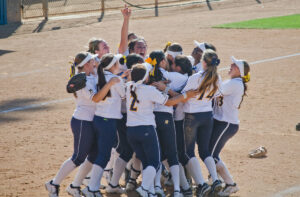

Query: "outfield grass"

xmin=214 ymin=14 xmax=300 ymax=29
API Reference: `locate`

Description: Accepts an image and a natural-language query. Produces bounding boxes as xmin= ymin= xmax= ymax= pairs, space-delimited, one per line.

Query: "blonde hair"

xmin=198 ymin=49 xmax=220 ymax=96
xmin=88 ymin=38 xmax=105 ymax=54
xmin=239 ymin=61 xmax=250 ymax=108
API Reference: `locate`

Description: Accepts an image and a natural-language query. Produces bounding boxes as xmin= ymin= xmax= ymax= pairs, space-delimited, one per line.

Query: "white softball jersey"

xmin=94 ymin=71 xmax=125 ymax=119
xmin=182 ymin=71 xmax=221 ymax=113
xmin=73 ymin=75 xmax=97 ymax=121
xmin=194 ymin=62 xmax=203 ymax=73
xmin=154 ymin=69 xmax=188 ymax=114
xmin=126 ymin=84 xmax=169 ymax=127
xmin=213 ymin=78 xmax=244 ymax=125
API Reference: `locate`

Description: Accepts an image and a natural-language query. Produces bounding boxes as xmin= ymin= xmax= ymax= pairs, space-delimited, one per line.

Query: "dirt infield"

xmin=0 ymin=0 xmax=300 ymax=196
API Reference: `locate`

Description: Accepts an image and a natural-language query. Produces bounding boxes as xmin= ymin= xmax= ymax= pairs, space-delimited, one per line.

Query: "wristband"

xmin=182 ymin=92 xmax=187 ymax=99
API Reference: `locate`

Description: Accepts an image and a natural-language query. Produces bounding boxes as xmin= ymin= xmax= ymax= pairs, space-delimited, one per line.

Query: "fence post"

xmin=42 ymin=0 xmax=48 ymax=20
xmin=101 ymin=0 xmax=104 ymax=14
xmin=155 ymin=0 xmax=158 ymax=17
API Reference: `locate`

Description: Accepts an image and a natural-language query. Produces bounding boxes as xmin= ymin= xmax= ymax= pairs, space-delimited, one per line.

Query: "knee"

xmin=167 ymin=153 xmax=179 ymax=167
xmin=199 ymin=150 xmax=211 ymax=161
xmin=71 ymin=154 xmax=86 ymax=167
xmin=120 ymin=149 xmax=133 ymax=163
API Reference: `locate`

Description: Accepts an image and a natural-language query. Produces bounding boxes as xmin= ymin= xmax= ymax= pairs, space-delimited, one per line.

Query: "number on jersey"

xmin=198 ymin=90 xmax=215 ymax=101
xmin=130 ymin=97 xmax=138 ymax=112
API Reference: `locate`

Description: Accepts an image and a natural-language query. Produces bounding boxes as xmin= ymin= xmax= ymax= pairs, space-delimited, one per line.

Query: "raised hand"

xmin=121 ymin=4 xmax=131 ymax=19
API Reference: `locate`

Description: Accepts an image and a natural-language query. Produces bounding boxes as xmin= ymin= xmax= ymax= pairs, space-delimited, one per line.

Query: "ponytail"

xmin=146 ymin=50 xmax=165 ymax=83
xmin=97 ymin=53 xmax=115 ymax=98
xmin=239 ymin=61 xmax=250 ymax=108
xmin=130 ymin=85 xmax=140 ymax=103
xmin=198 ymin=50 xmax=220 ymax=96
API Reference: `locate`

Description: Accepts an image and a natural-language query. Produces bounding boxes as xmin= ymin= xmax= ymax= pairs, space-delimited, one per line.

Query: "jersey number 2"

xmin=130 ymin=97 xmax=138 ymax=112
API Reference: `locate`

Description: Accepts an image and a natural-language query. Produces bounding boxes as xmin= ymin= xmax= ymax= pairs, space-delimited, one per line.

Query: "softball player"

xmin=88 ymin=38 xmax=110 ymax=62
xmin=128 ymin=38 xmax=148 ymax=59
xmin=105 ymin=54 xmax=144 ymax=194
xmin=172 ymin=55 xmax=194 ymax=197
xmin=126 ymin=63 xmax=196 ymax=197
xmin=164 ymin=42 xmax=183 ymax=71
xmin=81 ymin=53 xmax=125 ymax=197
xmin=45 ymin=52 xmax=120 ymax=197
xmin=154 ymin=55 xmax=194 ymax=197
xmin=190 ymin=41 xmax=216 ymax=73
xmin=181 ymin=49 xmax=222 ymax=197
xmin=145 ymin=51 xmax=188 ymax=197
xmin=210 ymin=57 xmax=250 ymax=196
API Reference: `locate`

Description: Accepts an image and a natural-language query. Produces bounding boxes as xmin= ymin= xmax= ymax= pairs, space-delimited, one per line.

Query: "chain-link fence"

xmin=21 ymin=0 xmax=211 ymax=19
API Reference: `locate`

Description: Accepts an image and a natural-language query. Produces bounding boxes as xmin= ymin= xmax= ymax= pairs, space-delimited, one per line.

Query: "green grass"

xmin=214 ymin=14 xmax=300 ymax=29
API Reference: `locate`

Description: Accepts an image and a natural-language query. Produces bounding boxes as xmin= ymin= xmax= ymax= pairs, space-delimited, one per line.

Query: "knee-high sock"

xmin=88 ymin=164 xmax=104 ymax=191
xmin=53 ymin=158 xmax=76 ymax=185
xmin=110 ymin=157 xmax=127 ymax=186
xmin=149 ymin=182 xmax=155 ymax=195
xmin=154 ymin=164 xmax=162 ymax=187
xmin=179 ymin=164 xmax=190 ymax=190
xmin=72 ymin=159 xmax=93 ymax=187
xmin=216 ymin=159 xmax=234 ymax=184
xmin=141 ymin=166 xmax=156 ymax=191
xmin=204 ymin=156 xmax=218 ymax=182
xmin=170 ymin=165 xmax=180 ymax=191
xmin=185 ymin=157 xmax=205 ymax=185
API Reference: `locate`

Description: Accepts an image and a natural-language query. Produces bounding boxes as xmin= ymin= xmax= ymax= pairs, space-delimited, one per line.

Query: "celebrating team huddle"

xmin=45 ymin=5 xmax=250 ymax=197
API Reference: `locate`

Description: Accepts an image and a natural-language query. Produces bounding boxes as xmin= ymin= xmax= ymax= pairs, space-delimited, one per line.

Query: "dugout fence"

xmin=21 ymin=0 xmax=212 ymax=19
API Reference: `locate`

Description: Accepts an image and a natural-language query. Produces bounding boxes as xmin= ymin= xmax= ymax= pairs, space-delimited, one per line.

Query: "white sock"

xmin=141 ymin=166 xmax=156 ymax=190
xmin=179 ymin=164 xmax=190 ymax=190
xmin=154 ymin=164 xmax=162 ymax=187
xmin=204 ymin=156 xmax=218 ymax=182
xmin=216 ymin=160 xmax=234 ymax=184
xmin=88 ymin=164 xmax=104 ymax=191
xmin=130 ymin=158 xmax=141 ymax=179
xmin=170 ymin=165 xmax=180 ymax=191
xmin=185 ymin=157 xmax=205 ymax=185
xmin=72 ymin=159 xmax=93 ymax=187
xmin=110 ymin=157 xmax=127 ymax=186
xmin=53 ymin=159 xmax=76 ymax=185
xmin=149 ymin=182 xmax=155 ymax=195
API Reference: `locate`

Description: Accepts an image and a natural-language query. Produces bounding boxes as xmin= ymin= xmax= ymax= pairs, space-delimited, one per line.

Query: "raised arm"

xmin=92 ymin=77 xmax=120 ymax=102
xmin=165 ymin=90 xmax=197 ymax=106
xmin=118 ymin=5 xmax=132 ymax=54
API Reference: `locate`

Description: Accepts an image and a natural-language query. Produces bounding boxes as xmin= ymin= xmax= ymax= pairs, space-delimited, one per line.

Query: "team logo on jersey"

xmin=165 ymin=120 xmax=169 ymax=125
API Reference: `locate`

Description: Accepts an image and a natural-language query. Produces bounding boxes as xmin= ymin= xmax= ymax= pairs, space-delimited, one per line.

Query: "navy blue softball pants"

xmin=182 ymin=112 xmax=214 ymax=165
xmin=70 ymin=117 xmax=97 ymax=166
xmin=92 ymin=115 xmax=118 ymax=169
xmin=209 ymin=119 xmax=239 ymax=161
xmin=127 ymin=125 xmax=161 ymax=171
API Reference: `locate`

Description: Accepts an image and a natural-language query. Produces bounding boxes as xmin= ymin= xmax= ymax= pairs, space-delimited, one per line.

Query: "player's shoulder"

xmin=189 ymin=71 xmax=202 ymax=81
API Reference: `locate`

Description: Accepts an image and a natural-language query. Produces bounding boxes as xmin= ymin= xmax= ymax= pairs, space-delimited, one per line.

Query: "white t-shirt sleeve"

xmin=182 ymin=75 xmax=197 ymax=93
xmin=115 ymin=78 xmax=126 ymax=99
xmin=220 ymin=80 xmax=237 ymax=96
xmin=150 ymin=87 xmax=169 ymax=105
